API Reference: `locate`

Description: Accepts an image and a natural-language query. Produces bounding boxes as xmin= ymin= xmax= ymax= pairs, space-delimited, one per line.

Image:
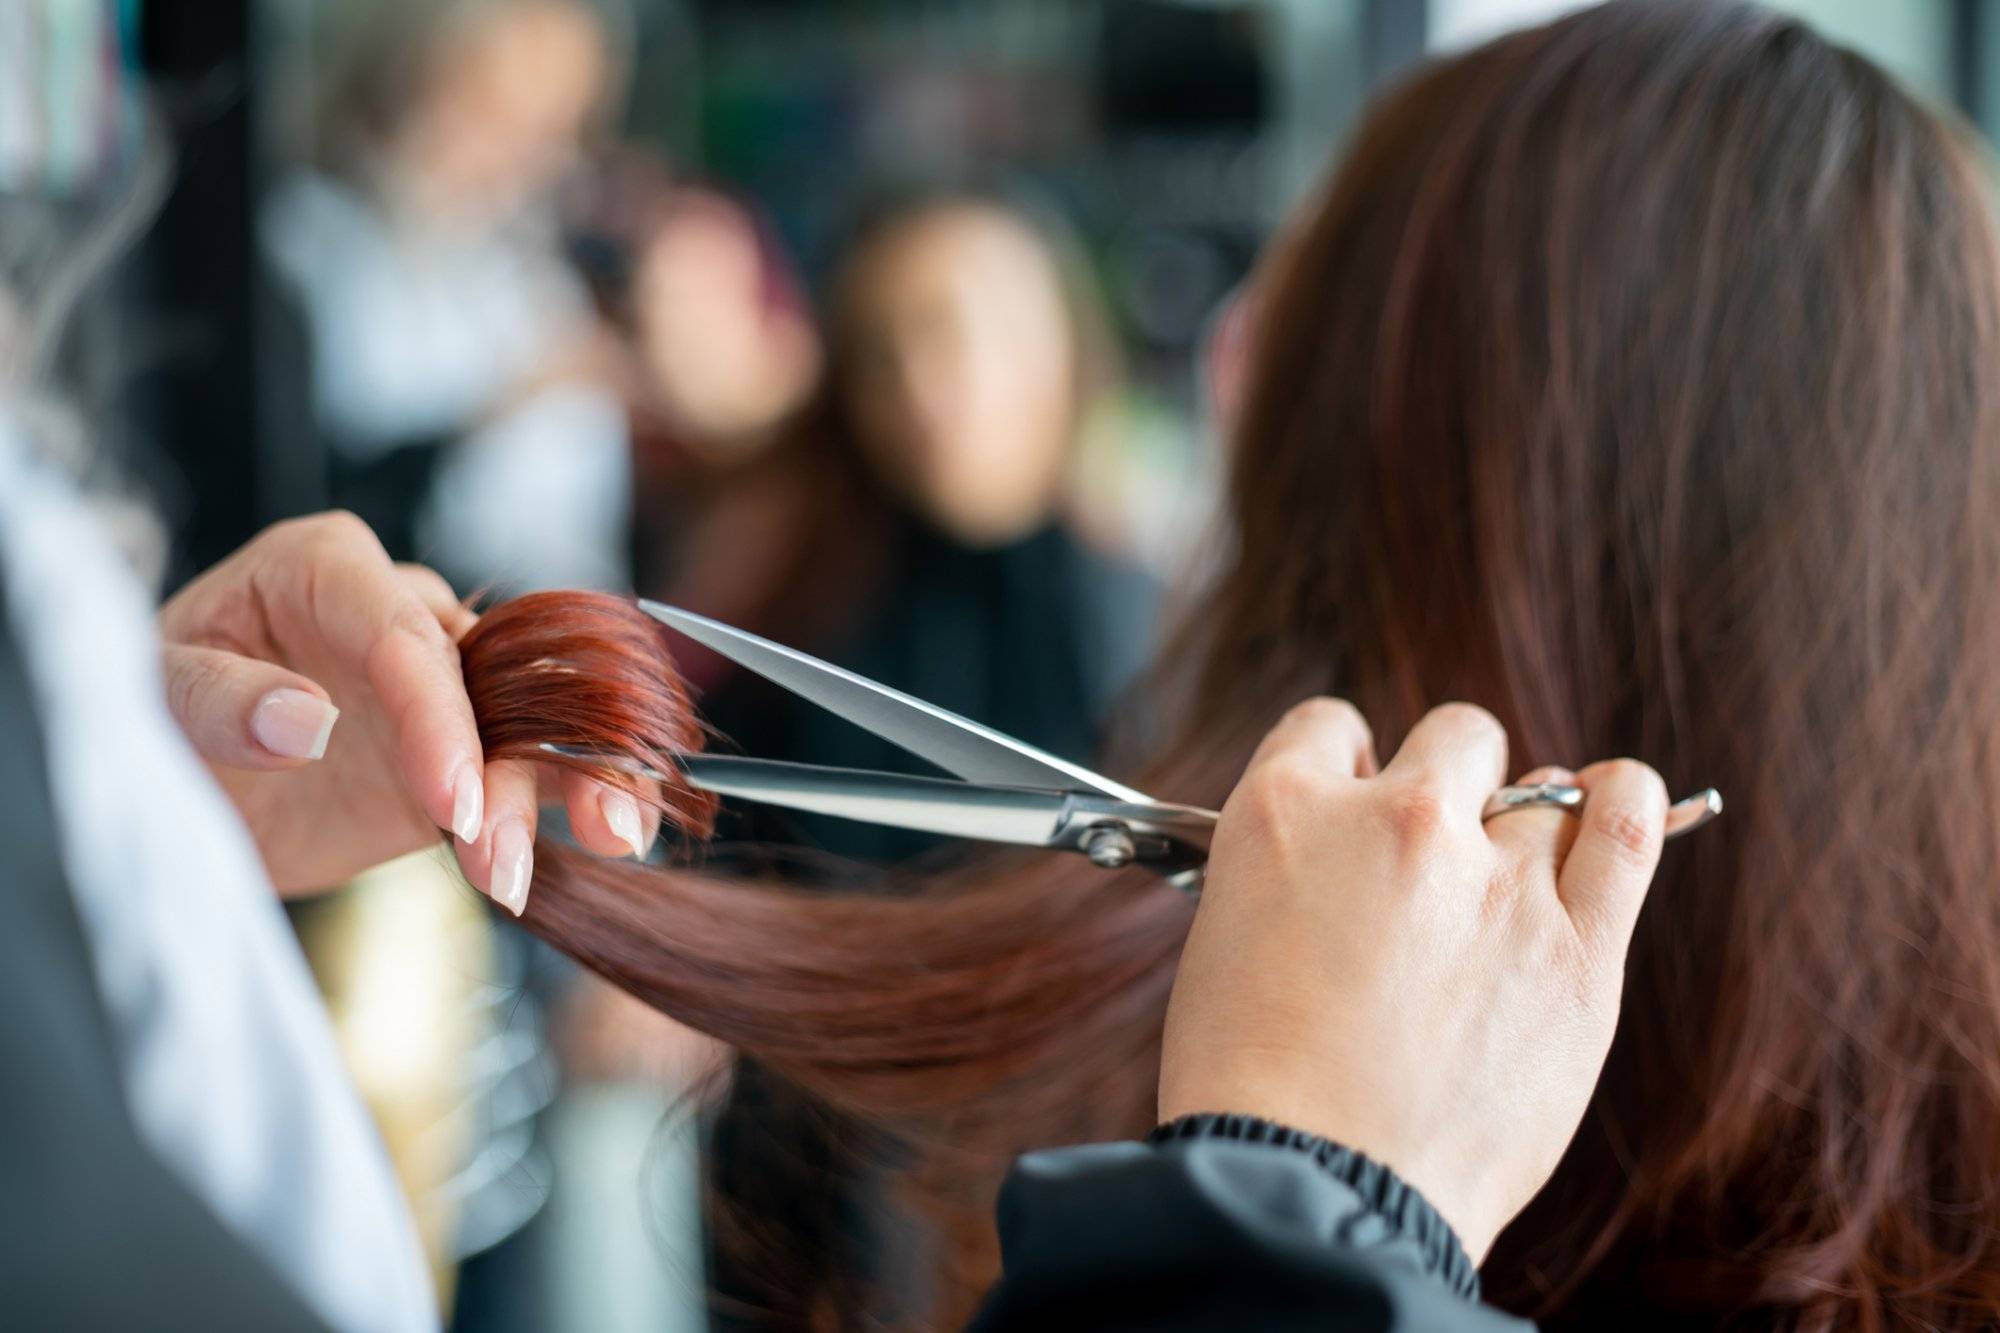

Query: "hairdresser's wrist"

xmin=1158 ymin=1079 xmax=1512 ymax=1260
xmin=1149 ymin=1112 xmax=1483 ymax=1299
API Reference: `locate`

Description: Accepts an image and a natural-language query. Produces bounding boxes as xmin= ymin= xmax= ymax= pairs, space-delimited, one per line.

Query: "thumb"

xmin=163 ymin=643 xmax=340 ymax=770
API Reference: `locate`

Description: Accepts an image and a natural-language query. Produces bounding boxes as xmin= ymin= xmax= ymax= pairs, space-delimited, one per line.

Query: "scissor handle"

xmin=1480 ymin=784 xmax=1723 ymax=840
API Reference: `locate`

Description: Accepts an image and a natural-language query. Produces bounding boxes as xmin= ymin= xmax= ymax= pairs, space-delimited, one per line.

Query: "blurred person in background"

xmin=624 ymin=187 xmax=824 ymax=572
xmin=264 ymin=0 xmax=632 ymax=594
xmin=561 ymin=176 xmax=1160 ymax=1323
xmin=260 ymin=6 xmax=641 ymax=1327
xmin=680 ymin=188 xmax=1160 ymax=868
xmin=565 ymin=158 xmax=825 ymax=669
xmin=650 ymin=186 xmax=1160 ymax=1329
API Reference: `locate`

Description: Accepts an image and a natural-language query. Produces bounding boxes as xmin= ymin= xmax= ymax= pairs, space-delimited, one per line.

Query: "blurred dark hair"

xmin=473 ymin=3 xmax=2000 ymax=1327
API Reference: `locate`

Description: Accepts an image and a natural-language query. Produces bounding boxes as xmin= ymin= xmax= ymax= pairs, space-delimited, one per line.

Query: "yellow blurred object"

xmin=294 ymin=848 xmax=498 ymax=1317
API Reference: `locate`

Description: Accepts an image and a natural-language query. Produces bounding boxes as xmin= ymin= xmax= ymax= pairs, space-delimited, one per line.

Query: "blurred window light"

xmin=1427 ymin=0 xmax=1593 ymax=51
xmin=1430 ymin=0 xmax=1951 ymax=101
xmin=0 ymin=0 xmax=146 ymax=197
xmin=1760 ymin=0 xmax=1950 ymax=99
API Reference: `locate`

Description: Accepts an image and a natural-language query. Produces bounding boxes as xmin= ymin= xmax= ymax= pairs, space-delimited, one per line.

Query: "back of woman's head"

xmin=1191 ymin=0 xmax=2000 ymax=1322
xmin=467 ymin=3 xmax=2000 ymax=1327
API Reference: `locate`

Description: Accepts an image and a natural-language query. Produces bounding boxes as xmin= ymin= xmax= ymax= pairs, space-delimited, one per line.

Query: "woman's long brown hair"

xmin=461 ymin=4 xmax=2000 ymax=1327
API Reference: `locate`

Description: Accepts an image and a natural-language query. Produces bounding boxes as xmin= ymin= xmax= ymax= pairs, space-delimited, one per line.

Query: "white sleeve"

xmin=0 ymin=424 xmax=439 ymax=1333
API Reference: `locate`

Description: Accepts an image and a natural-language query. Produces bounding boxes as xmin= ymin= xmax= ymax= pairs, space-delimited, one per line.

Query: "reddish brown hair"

xmin=461 ymin=4 xmax=2000 ymax=1328
xmin=459 ymin=591 xmax=720 ymax=839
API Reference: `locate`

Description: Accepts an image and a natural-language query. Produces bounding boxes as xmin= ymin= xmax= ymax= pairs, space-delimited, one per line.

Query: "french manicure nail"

xmin=453 ymin=765 xmax=484 ymax=844
xmin=492 ymin=821 xmax=532 ymax=917
xmin=602 ymin=789 xmax=647 ymax=859
xmin=251 ymin=689 xmax=339 ymax=760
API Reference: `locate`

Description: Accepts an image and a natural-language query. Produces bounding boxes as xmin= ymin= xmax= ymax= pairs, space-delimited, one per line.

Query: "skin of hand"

xmin=1158 ymin=699 xmax=1670 ymax=1262
xmin=157 ymin=511 xmax=656 ymax=910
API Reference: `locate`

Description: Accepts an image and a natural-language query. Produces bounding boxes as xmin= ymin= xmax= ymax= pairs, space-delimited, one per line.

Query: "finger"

xmin=396 ymin=562 xmax=477 ymax=640
xmin=1483 ymin=764 xmax=1579 ymax=865
xmin=1243 ymin=697 xmax=1379 ymax=781
xmin=459 ymin=757 xmax=539 ymax=915
xmin=282 ymin=515 xmax=486 ymax=844
xmin=562 ymin=769 xmax=657 ymax=861
xmin=1557 ymin=758 xmax=1670 ymax=945
xmin=1381 ymin=702 xmax=1509 ymax=816
xmin=163 ymin=643 xmax=340 ymax=770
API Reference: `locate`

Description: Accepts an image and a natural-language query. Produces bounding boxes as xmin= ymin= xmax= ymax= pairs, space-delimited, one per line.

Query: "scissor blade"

xmin=640 ymin=601 xmax=1151 ymax=802
xmin=682 ymin=755 xmax=1073 ymax=847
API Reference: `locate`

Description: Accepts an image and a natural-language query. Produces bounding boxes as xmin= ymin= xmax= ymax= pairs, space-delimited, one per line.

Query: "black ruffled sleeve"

xmin=966 ymin=1113 xmax=1534 ymax=1332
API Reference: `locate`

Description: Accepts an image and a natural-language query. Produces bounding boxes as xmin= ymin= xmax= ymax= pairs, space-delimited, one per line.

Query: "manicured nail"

xmin=492 ymin=821 xmax=532 ymax=917
xmin=601 ymin=788 xmax=647 ymax=859
xmin=452 ymin=765 xmax=484 ymax=844
xmin=251 ymin=689 xmax=338 ymax=760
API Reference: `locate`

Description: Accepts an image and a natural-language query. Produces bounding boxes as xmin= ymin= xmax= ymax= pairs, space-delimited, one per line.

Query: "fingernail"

xmin=492 ymin=821 xmax=532 ymax=917
xmin=452 ymin=765 xmax=484 ymax=844
xmin=601 ymin=789 xmax=647 ymax=859
xmin=251 ymin=689 xmax=339 ymax=760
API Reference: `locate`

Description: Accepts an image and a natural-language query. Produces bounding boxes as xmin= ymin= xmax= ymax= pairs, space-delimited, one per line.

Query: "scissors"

xmin=545 ymin=603 xmax=1722 ymax=894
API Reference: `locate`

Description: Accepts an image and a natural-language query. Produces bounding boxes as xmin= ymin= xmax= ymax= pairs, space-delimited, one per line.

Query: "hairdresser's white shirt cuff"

xmin=0 ymin=425 xmax=438 ymax=1333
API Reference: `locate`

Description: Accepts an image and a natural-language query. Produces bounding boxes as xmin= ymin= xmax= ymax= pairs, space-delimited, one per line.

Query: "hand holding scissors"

xmin=551 ymin=603 xmax=1720 ymax=892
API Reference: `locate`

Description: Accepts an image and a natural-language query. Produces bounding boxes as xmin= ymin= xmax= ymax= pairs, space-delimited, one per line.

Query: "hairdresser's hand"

xmin=1158 ymin=700 xmax=1669 ymax=1262
xmin=159 ymin=512 xmax=656 ymax=906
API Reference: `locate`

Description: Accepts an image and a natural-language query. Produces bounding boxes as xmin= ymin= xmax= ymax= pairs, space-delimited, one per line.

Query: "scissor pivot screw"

xmin=1082 ymin=823 xmax=1137 ymax=869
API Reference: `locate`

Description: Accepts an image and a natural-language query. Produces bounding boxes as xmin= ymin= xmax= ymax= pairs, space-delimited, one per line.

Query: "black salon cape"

xmin=0 ymin=591 xmax=327 ymax=1330
xmin=968 ymin=1118 xmax=1534 ymax=1332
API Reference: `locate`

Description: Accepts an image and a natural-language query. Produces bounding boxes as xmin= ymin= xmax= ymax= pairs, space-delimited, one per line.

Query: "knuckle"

xmin=395 ymin=563 xmax=462 ymax=618
xmin=396 ymin=561 xmax=453 ymax=596
xmin=1595 ymin=803 xmax=1660 ymax=861
xmin=1229 ymin=758 xmax=1342 ymax=845
xmin=165 ymin=651 xmax=226 ymax=722
xmin=1379 ymin=783 xmax=1448 ymax=844
xmin=1245 ymin=753 xmax=1335 ymax=816
xmin=398 ymin=602 xmax=443 ymax=641
xmin=382 ymin=597 xmax=449 ymax=653
xmin=318 ymin=508 xmax=372 ymax=539
xmin=258 ymin=513 xmax=317 ymax=552
xmin=1601 ymin=756 xmax=1666 ymax=798
xmin=302 ymin=509 xmax=383 ymax=557
xmin=1428 ymin=700 xmax=1504 ymax=742
xmin=1283 ymin=695 xmax=1368 ymax=736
